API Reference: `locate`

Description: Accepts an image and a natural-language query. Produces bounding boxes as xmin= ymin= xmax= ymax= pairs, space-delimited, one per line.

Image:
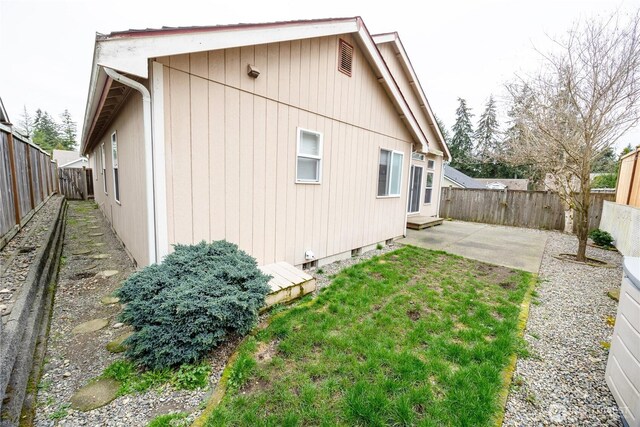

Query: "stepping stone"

xmin=91 ymin=254 xmax=110 ymax=260
xmin=70 ymin=378 xmax=120 ymax=411
xmin=72 ymin=249 xmax=92 ymax=256
xmin=88 ymin=226 xmax=100 ymax=230
xmin=72 ymin=318 xmax=109 ymax=334
xmin=89 ymin=233 xmax=104 ymax=237
xmin=96 ymin=270 xmax=119 ymax=278
xmin=92 ymin=242 xmax=106 ymax=247
xmin=100 ymin=296 xmax=120 ymax=305
xmin=607 ymin=288 xmax=620 ymax=302
xmin=106 ymin=332 xmax=132 ymax=353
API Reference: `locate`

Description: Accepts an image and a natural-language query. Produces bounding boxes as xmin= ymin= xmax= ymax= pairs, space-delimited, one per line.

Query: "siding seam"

xmin=161 ymin=64 xmax=413 ymax=145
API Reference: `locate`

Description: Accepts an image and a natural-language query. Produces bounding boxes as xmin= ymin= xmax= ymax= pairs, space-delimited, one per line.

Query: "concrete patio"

xmin=398 ymin=220 xmax=549 ymax=273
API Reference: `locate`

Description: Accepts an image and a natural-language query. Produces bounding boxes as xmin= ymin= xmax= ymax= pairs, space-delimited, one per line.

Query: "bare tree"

xmin=505 ymin=10 xmax=640 ymax=261
xmin=18 ymin=105 xmax=33 ymax=138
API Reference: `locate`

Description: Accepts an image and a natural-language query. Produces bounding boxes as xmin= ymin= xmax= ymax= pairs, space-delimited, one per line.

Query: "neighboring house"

xmin=442 ymin=165 xmax=484 ymax=189
xmin=0 ymin=97 xmax=9 ymax=124
xmin=52 ymin=149 xmax=88 ymax=169
xmin=476 ymin=178 xmax=529 ymax=191
xmin=80 ymin=17 xmax=450 ymax=268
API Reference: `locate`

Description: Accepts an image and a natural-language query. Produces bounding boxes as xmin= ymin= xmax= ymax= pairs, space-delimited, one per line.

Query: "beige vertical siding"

xmin=377 ymin=43 xmax=446 ymax=156
xmin=90 ymin=95 xmax=149 ymax=266
xmin=159 ymin=34 xmax=415 ymax=266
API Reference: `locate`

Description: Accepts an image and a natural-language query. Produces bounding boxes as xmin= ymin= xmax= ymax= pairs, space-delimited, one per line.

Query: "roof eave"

xmin=371 ymin=32 xmax=452 ymax=162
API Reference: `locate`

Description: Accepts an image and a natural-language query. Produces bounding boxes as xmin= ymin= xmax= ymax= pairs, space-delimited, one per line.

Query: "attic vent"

xmin=338 ymin=39 xmax=354 ymax=76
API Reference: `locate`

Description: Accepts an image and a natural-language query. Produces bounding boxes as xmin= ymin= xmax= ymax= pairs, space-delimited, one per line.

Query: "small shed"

xmin=52 ymin=150 xmax=88 ymax=169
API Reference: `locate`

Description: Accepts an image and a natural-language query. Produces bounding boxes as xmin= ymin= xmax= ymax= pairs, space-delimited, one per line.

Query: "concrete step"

xmin=407 ymin=216 xmax=444 ymax=230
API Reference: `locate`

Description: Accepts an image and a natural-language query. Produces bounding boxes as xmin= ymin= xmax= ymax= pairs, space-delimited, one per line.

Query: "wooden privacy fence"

xmin=616 ymin=147 xmax=640 ymax=208
xmin=58 ymin=168 xmax=93 ymax=200
xmin=439 ymin=187 xmax=616 ymax=232
xmin=0 ymin=124 xmax=59 ymax=249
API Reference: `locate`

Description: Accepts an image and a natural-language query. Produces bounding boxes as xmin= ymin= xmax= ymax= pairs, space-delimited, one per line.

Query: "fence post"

xmin=6 ymin=132 xmax=22 ymax=225
xmin=25 ymin=146 xmax=36 ymax=210
xmin=81 ymin=166 xmax=88 ymax=200
xmin=499 ymin=189 xmax=508 ymax=224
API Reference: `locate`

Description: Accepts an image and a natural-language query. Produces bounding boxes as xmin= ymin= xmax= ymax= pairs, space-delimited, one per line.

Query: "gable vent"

xmin=338 ymin=39 xmax=353 ymax=77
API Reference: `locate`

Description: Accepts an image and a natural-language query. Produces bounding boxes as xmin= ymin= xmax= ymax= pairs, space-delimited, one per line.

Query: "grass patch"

xmin=101 ymin=360 xmax=211 ymax=396
xmin=147 ymin=412 xmax=189 ymax=427
xmin=205 ymin=246 xmax=533 ymax=426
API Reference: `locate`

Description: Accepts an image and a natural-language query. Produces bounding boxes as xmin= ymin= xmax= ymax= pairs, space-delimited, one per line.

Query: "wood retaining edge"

xmin=0 ymin=196 xmax=66 ymax=426
xmin=191 ymin=298 xmax=319 ymax=427
xmin=493 ymin=274 xmax=538 ymax=427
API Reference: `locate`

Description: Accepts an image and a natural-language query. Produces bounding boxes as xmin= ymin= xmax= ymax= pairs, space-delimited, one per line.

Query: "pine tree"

xmin=474 ymin=96 xmax=500 ymax=159
xmin=474 ymin=96 xmax=501 ymax=177
xmin=32 ymin=109 xmax=62 ymax=153
xmin=18 ymin=106 xmax=34 ymax=138
xmin=59 ymin=109 xmax=77 ymax=150
xmin=449 ymin=98 xmax=475 ymax=175
xmin=435 ymin=115 xmax=451 ymax=146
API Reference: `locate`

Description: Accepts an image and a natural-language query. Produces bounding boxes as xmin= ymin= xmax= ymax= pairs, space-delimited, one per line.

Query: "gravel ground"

xmin=503 ymin=232 xmax=623 ymax=426
xmin=0 ymin=196 xmax=62 ymax=321
xmin=34 ymin=201 xmax=229 ymax=427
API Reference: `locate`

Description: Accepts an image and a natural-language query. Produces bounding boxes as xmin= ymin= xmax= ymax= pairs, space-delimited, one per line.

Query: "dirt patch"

xmin=407 ymin=309 xmax=421 ymax=321
xmin=255 ymin=340 xmax=278 ymax=364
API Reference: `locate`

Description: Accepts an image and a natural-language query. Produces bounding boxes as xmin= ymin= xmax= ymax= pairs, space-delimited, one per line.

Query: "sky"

xmin=0 ymin=0 xmax=638 ymax=151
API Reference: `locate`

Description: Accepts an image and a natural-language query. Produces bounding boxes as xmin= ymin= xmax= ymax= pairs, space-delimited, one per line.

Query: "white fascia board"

xmin=96 ymin=20 xmax=360 ymax=78
xmin=356 ymin=27 xmax=428 ymax=152
xmin=372 ymin=33 xmax=451 ymax=162
xmin=80 ymin=65 xmax=108 ymax=154
xmin=59 ymin=157 xmax=88 ymax=168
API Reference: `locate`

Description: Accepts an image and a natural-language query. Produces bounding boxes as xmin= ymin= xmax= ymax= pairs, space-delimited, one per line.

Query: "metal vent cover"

xmin=338 ymin=39 xmax=353 ymax=77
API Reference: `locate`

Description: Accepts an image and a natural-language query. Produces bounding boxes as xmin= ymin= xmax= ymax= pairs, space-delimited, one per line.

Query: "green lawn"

xmin=205 ymin=246 xmax=533 ymax=427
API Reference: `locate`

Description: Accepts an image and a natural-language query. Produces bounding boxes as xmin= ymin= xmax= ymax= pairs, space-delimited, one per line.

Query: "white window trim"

xmin=377 ymin=149 xmax=404 ymax=198
xmin=101 ymin=143 xmax=107 ymax=195
xmin=424 ymin=170 xmax=435 ymax=205
xmin=111 ymin=131 xmax=120 ymax=204
xmin=408 ymin=165 xmax=423 ymax=214
xmin=295 ymin=127 xmax=323 ymax=184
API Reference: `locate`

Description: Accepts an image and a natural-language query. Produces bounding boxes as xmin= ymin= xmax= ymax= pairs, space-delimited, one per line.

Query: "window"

xmin=424 ymin=171 xmax=434 ymax=204
xmin=338 ymin=39 xmax=353 ymax=77
xmin=412 ymin=152 xmax=425 ymax=161
xmin=427 ymin=159 xmax=435 ymax=169
xmin=111 ymin=132 xmax=120 ymax=202
xmin=377 ymin=149 xmax=403 ymax=197
xmin=296 ymin=128 xmax=322 ymax=183
xmin=101 ymin=143 xmax=107 ymax=194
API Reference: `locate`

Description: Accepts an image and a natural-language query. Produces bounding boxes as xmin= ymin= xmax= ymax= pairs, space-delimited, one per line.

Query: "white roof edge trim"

xmin=59 ymin=157 xmax=89 ymax=168
xmin=371 ymin=33 xmax=452 ymax=162
xmin=356 ymin=27 xmax=428 ymax=152
xmin=97 ymin=20 xmax=360 ymax=79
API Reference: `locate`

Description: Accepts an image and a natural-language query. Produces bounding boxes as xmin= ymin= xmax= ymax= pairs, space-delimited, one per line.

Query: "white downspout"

xmin=103 ymin=67 xmax=157 ymax=265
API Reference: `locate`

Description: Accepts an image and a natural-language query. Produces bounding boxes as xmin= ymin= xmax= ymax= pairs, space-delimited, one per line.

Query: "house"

xmin=0 ymin=97 xmax=9 ymax=125
xmin=80 ymin=17 xmax=450 ymax=268
xmin=442 ymin=165 xmax=484 ymax=189
xmin=475 ymin=178 xmax=529 ymax=191
xmin=52 ymin=149 xmax=88 ymax=169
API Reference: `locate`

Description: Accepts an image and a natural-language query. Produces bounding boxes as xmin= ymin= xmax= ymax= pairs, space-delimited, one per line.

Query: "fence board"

xmin=58 ymin=168 xmax=93 ymax=200
xmin=440 ymin=187 xmax=614 ymax=232
xmin=0 ymin=126 xmax=58 ymax=249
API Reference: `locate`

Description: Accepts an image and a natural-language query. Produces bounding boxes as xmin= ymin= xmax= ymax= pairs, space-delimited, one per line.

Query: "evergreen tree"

xmin=474 ymin=96 xmax=500 ymax=160
xmin=32 ymin=109 xmax=62 ymax=153
xmin=591 ymin=147 xmax=618 ymax=173
xmin=449 ymin=98 xmax=475 ymax=175
xmin=59 ymin=109 xmax=77 ymax=150
xmin=18 ymin=106 xmax=34 ymax=138
xmin=435 ymin=115 xmax=451 ymax=146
